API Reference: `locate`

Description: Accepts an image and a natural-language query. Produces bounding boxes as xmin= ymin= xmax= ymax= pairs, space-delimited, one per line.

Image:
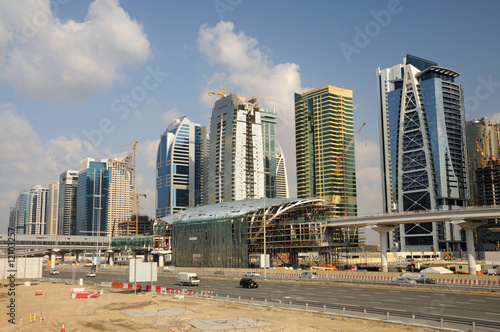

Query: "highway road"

xmin=44 ymin=267 xmax=500 ymax=331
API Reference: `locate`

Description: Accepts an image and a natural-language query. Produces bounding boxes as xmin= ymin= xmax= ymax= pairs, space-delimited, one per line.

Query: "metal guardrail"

xmin=197 ymin=292 xmax=499 ymax=332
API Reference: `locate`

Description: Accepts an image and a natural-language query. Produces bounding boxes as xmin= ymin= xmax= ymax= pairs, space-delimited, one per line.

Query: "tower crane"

xmin=476 ymin=121 xmax=496 ymax=168
xmin=117 ymin=139 xmax=144 ymax=235
xmin=208 ymin=88 xmax=227 ymax=99
xmin=335 ymin=123 xmax=366 ymax=175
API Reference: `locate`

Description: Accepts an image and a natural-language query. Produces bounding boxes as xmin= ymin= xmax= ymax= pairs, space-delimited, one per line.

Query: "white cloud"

xmin=197 ymin=21 xmax=301 ymax=195
xmin=162 ymin=108 xmax=182 ymax=126
xmin=0 ymin=0 xmax=151 ymax=104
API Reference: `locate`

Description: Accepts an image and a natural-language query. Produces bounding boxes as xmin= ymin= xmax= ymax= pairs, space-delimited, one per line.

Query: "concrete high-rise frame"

xmin=295 ymin=85 xmax=357 ymax=217
xmin=47 ymin=182 xmax=59 ymax=235
xmin=107 ymin=154 xmax=133 ymax=238
xmin=377 ymin=54 xmax=469 ymax=252
xmin=208 ymin=95 xmax=273 ymax=204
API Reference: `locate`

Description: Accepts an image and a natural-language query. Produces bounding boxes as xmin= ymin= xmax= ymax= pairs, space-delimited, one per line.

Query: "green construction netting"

xmin=172 ymin=215 xmax=248 ymax=268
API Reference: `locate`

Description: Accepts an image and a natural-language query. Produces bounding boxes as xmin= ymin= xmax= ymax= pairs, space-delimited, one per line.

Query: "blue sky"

xmin=2 ymin=0 xmax=500 ymax=243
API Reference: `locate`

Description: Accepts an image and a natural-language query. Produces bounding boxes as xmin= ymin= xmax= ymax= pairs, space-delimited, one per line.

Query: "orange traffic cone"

xmin=61 ymin=322 xmax=65 ymax=332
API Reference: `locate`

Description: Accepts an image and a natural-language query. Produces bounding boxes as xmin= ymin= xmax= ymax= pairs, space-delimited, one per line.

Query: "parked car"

xmin=299 ymin=272 xmax=318 ymax=279
xmin=240 ymin=278 xmax=258 ymax=288
xmin=50 ymin=269 xmax=59 ymax=275
xmin=86 ymin=271 xmax=96 ymax=277
xmin=214 ymin=270 xmax=225 ymax=275
xmin=393 ymin=278 xmax=416 ymax=284
xmin=245 ymin=271 xmax=260 ymax=277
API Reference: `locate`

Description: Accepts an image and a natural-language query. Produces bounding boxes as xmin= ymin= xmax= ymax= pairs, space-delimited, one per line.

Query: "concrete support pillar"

xmin=50 ymin=252 xmax=56 ymax=269
xmin=454 ymin=220 xmax=484 ymax=275
xmin=372 ymin=226 xmax=396 ymax=273
xmin=158 ymin=254 xmax=164 ymax=267
xmin=108 ymin=252 xmax=114 ymax=266
xmin=75 ymin=251 xmax=80 ymax=262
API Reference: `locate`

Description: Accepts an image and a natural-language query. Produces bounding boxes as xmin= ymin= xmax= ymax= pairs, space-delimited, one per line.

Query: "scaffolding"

xmin=246 ymin=200 xmax=360 ymax=267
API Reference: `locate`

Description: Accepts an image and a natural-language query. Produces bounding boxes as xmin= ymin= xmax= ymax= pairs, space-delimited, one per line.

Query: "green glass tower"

xmin=295 ymin=85 xmax=357 ymax=217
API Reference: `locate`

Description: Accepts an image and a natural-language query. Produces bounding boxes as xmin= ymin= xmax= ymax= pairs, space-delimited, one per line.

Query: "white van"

xmin=178 ymin=272 xmax=200 ymax=286
xmin=299 ymin=272 xmax=318 ymax=279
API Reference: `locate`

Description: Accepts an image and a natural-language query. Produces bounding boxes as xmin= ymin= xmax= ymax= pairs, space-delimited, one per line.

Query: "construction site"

xmin=159 ymin=198 xmax=362 ymax=268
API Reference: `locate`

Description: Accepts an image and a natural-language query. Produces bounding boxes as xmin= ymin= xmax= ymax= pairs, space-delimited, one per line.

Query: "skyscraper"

xmin=26 ymin=185 xmax=49 ymax=235
xmin=107 ymin=154 xmax=133 ymax=237
xmin=58 ymin=170 xmax=78 ymax=235
xmin=47 ymin=182 xmax=59 ymax=235
xmin=156 ymin=116 xmax=209 ymax=218
xmin=208 ymin=95 xmax=267 ymax=203
xmin=295 ymin=85 xmax=357 ymax=217
xmin=11 ymin=189 xmax=29 ymax=234
xmin=76 ymin=158 xmax=110 ymax=236
xmin=377 ymin=54 xmax=469 ymax=252
xmin=275 ymin=142 xmax=289 ymax=198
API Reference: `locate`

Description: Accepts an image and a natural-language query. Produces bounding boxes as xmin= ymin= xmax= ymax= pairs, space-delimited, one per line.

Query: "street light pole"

xmin=263 ymin=193 xmax=266 ymax=278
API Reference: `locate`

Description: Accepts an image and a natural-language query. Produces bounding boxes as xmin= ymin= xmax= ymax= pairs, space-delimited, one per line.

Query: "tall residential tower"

xmin=295 ymin=85 xmax=357 ymax=217
xmin=156 ymin=116 xmax=209 ymax=218
xmin=377 ymin=54 xmax=469 ymax=252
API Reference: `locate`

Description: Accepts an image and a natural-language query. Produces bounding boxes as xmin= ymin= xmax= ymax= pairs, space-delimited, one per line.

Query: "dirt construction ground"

xmin=1 ymin=281 xmax=445 ymax=332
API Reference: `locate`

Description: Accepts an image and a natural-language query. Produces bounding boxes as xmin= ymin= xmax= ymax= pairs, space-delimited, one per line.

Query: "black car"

xmin=240 ymin=278 xmax=258 ymax=288
xmin=415 ymin=278 xmax=436 ymax=284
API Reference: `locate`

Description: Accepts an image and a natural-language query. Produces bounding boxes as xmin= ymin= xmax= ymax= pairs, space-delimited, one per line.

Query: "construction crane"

xmin=104 ymin=188 xmax=146 ymax=236
xmin=335 ymin=123 xmax=366 ymax=175
xmin=235 ymin=94 xmax=275 ymax=103
xmin=208 ymin=88 xmax=275 ymax=103
xmin=118 ymin=139 xmax=143 ymax=235
xmin=476 ymin=122 xmax=496 ymax=168
xmin=208 ymin=88 xmax=227 ymax=99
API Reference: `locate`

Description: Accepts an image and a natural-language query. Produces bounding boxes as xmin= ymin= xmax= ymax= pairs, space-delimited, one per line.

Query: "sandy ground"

xmin=0 ymin=281 xmax=445 ymax=332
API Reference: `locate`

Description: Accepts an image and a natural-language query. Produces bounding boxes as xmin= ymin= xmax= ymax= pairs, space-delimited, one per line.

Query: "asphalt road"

xmin=44 ymin=268 xmax=500 ymax=331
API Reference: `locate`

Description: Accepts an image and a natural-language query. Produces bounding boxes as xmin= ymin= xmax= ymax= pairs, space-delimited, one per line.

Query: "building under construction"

xmin=161 ymin=198 xmax=361 ymax=268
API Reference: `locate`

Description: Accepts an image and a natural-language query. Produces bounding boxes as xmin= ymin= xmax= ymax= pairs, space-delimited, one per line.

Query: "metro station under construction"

xmin=155 ymin=198 xmax=361 ymax=268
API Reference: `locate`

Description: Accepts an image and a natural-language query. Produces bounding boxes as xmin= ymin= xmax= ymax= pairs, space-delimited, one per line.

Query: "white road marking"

xmin=374 ymin=307 xmax=407 ymax=312
xmin=417 ymin=295 xmax=430 ymax=298
xmin=344 ymin=296 xmax=355 ymax=299
xmin=455 ymin=302 xmax=471 ymax=304
xmin=386 ymin=299 xmax=400 ymax=302
xmin=374 ymin=292 xmax=385 ymax=295
xmin=485 ymin=312 xmax=500 ymax=316
xmin=370 ymin=302 xmax=383 ymax=304
xmin=470 ymin=299 xmax=485 ymax=302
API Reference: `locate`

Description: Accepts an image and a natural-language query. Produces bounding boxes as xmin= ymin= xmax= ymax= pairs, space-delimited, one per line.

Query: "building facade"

xmin=208 ymin=95 xmax=268 ymax=203
xmin=46 ymin=182 xmax=59 ymax=235
xmin=76 ymin=158 xmax=110 ymax=236
xmin=107 ymin=154 xmax=134 ymax=237
xmin=275 ymin=142 xmax=289 ymax=198
xmin=295 ymin=85 xmax=357 ymax=217
xmin=156 ymin=116 xmax=209 ymax=218
xmin=26 ymin=185 xmax=49 ymax=235
xmin=58 ymin=170 xmax=79 ymax=235
xmin=11 ymin=189 xmax=30 ymax=234
xmin=377 ymin=54 xmax=469 ymax=252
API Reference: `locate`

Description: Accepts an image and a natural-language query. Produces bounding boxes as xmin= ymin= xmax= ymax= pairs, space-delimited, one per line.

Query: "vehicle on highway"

xmin=214 ymin=270 xmax=225 ymax=275
xmin=393 ymin=277 xmax=416 ymax=284
xmin=415 ymin=278 xmax=435 ymax=284
xmin=244 ymin=271 xmax=260 ymax=277
xmin=178 ymin=272 xmax=200 ymax=286
xmin=49 ymin=269 xmax=59 ymax=275
xmin=299 ymin=271 xmax=318 ymax=279
xmin=86 ymin=271 xmax=96 ymax=277
xmin=240 ymin=278 xmax=258 ymax=288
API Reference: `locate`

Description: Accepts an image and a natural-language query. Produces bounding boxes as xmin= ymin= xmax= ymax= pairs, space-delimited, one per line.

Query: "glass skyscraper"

xmin=377 ymin=54 xmax=469 ymax=251
xmin=156 ymin=116 xmax=209 ymax=218
xmin=58 ymin=170 xmax=78 ymax=235
xmin=295 ymin=85 xmax=357 ymax=217
xmin=76 ymin=158 xmax=110 ymax=236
